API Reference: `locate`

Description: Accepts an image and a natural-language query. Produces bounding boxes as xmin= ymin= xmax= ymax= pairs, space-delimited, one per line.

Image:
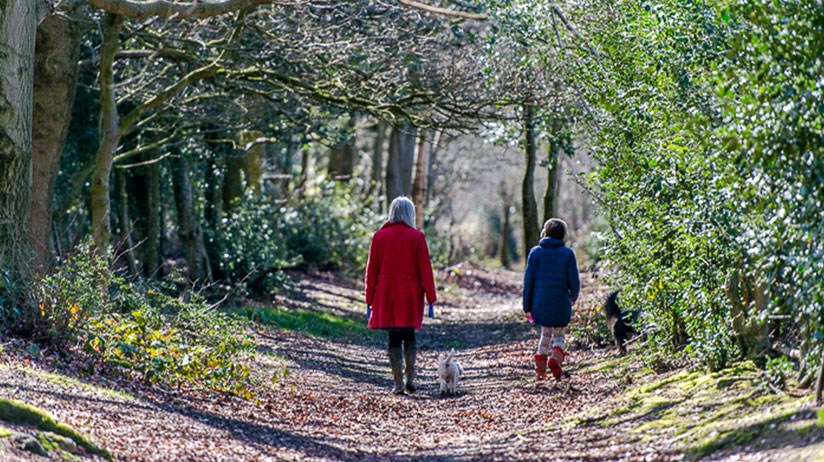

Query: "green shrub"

xmin=279 ymin=184 xmax=381 ymax=271
xmin=570 ymin=0 xmax=824 ymax=369
xmin=210 ymin=183 xmax=381 ymax=289
xmin=211 ymin=192 xmax=297 ymax=284
xmin=32 ymin=240 xmax=255 ymax=397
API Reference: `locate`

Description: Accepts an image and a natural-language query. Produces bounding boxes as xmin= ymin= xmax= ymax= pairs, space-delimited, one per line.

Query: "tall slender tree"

xmin=521 ymin=102 xmax=539 ymax=254
xmin=385 ymin=125 xmax=416 ymax=207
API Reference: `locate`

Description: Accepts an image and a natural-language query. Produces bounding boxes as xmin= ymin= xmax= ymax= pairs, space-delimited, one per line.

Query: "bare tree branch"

xmin=87 ymin=0 xmax=284 ymax=19
xmin=398 ymin=0 xmax=486 ymax=21
xmin=550 ymin=5 xmax=601 ymax=60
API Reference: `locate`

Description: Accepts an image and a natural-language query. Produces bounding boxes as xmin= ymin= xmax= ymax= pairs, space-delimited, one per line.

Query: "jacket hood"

xmin=539 ymin=237 xmax=565 ymax=249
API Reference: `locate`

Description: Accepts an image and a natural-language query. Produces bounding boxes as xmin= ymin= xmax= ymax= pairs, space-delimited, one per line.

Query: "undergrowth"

xmin=8 ymin=239 xmax=256 ymax=398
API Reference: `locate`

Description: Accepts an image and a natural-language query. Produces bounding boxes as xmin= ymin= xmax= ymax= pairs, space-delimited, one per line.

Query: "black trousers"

xmin=388 ymin=329 xmax=415 ymax=349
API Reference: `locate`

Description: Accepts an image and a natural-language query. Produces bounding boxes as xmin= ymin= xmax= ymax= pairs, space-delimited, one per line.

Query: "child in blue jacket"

xmin=523 ymin=218 xmax=580 ymax=379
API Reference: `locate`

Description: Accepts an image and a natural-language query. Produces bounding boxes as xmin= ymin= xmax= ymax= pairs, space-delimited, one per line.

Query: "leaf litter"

xmin=0 ymin=264 xmax=821 ymax=461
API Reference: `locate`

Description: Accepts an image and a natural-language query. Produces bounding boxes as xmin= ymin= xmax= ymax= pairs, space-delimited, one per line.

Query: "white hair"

xmin=388 ymin=196 xmax=416 ymax=228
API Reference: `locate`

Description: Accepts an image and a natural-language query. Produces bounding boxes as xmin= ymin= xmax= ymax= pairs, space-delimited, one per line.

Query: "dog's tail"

xmin=604 ymin=290 xmax=622 ymax=318
xmin=444 ymin=348 xmax=455 ymax=366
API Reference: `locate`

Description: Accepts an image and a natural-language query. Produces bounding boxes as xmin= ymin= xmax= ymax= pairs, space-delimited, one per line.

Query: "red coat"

xmin=365 ymin=221 xmax=437 ymax=330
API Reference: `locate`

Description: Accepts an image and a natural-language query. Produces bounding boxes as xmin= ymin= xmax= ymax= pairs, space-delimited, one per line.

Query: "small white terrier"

xmin=438 ymin=349 xmax=463 ymax=396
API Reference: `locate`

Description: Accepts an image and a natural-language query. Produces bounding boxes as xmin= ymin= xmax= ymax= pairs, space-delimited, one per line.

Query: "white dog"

xmin=438 ymin=349 xmax=463 ymax=396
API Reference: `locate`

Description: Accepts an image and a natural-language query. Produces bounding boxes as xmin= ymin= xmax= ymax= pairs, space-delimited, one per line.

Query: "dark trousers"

xmin=388 ymin=329 xmax=415 ymax=349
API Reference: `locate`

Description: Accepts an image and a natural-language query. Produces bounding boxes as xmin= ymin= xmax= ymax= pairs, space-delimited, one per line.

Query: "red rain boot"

xmin=533 ymin=354 xmax=548 ymax=379
xmin=548 ymin=346 xmax=565 ymax=380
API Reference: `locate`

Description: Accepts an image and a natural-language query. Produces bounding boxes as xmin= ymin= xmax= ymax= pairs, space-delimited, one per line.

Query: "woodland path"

xmin=1 ymin=265 xmax=821 ymax=461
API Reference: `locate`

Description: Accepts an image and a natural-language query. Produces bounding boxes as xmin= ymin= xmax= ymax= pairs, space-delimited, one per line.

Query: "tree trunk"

xmin=426 ymin=129 xmax=443 ymax=206
xmin=329 ymin=117 xmax=356 ymax=181
xmin=725 ymin=270 xmax=769 ymax=358
xmin=223 ymin=149 xmax=248 ymax=211
xmin=144 ymin=159 xmax=160 ymax=278
xmin=204 ymin=158 xmax=225 ymax=280
xmin=247 ymin=140 xmax=264 ymax=195
xmin=385 ymin=125 xmax=416 ymax=208
xmin=542 ymin=124 xmax=561 ymax=224
xmin=30 ymin=13 xmax=81 ymax=271
xmin=0 ymin=0 xmax=36 ymax=286
xmin=279 ymin=141 xmax=295 ymax=197
xmin=498 ymin=184 xmax=512 ymax=268
xmin=411 ymin=130 xmax=430 ymax=229
xmin=369 ymin=122 xmax=386 ymax=210
xmin=241 ymin=130 xmax=264 ymax=194
xmin=90 ymin=13 xmax=124 ymax=256
xmin=521 ymin=102 xmax=539 ymax=255
xmin=172 ymin=154 xmax=205 ymax=282
xmin=297 ymin=145 xmax=310 ymax=197
xmin=114 ymin=168 xmax=138 ymax=274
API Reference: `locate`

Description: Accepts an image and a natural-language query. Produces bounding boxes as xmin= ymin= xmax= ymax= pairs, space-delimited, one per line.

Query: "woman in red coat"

xmin=365 ymin=196 xmax=437 ymax=394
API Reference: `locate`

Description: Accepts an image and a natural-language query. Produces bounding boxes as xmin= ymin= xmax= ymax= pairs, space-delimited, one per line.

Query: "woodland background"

xmin=0 ymin=0 xmax=823 ymax=457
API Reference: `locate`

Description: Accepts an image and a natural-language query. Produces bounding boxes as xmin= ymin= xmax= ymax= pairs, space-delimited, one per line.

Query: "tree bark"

xmin=144 ymin=159 xmax=161 ymax=277
xmin=385 ymin=125 xmax=416 ymax=208
xmin=114 ymin=168 xmax=138 ymax=274
xmin=426 ymin=129 xmax=443 ymax=205
xmin=725 ymin=270 xmax=769 ymax=358
xmin=0 ymin=0 xmax=36 ymax=285
xmin=368 ymin=122 xmax=386 ymax=210
xmin=247 ymin=140 xmax=264 ymax=195
xmin=521 ymin=102 xmax=539 ymax=255
xmin=204 ymin=157 xmax=225 ymax=280
xmin=328 ymin=117 xmax=356 ymax=181
xmin=172 ymin=154 xmax=205 ymax=282
xmin=89 ymin=0 xmax=272 ymax=19
xmin=297 ymin=145 xmax=310 ymax=197
xmin=498 ymin=183 xmax=512 ymax=268
xmin=90 ymin=13 xmax=124 ymax=256
xmin=411 ymin=130 xmax=430 ymax=229
xmin=30 ymin=13 xmax=81 ymax=271
xmin=223 ymin=149 xmax=248 ymax=210
xmin=542 ymin=121 xmax=561 ymax=224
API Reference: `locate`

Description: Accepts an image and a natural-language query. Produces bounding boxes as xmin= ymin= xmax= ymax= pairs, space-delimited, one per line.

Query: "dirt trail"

xmin=1 ymin=265 xmax=821 ymax=461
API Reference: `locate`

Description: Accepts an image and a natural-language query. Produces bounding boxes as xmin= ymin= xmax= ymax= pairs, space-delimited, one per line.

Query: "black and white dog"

xmin=603 ymin=291 xmax=640 ymax=354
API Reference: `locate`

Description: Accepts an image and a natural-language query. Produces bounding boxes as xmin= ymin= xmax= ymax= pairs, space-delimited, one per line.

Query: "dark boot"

xmin=404 ymin=341 xmax=417 ymax=393
xmin=533 ymin=354 xmax=548 ymax=379
xmin=388 ymin=348 xmax=404 ymax=394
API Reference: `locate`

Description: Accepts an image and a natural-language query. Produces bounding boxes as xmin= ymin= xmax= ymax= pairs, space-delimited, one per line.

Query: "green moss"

xmin=0 ymin=426 xmax=10 ymax=437
xmin=37 ymin=432 xmax=58 ymax=452
xmin=0 ymin=398 xmax=112 ymax=460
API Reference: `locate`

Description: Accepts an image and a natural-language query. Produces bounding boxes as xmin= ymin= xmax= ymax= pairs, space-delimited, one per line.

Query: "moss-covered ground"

xmin=562 ymin=353 xmax=824 ymax=459
xmin=0 ymin=398 xmax=112 ymax=459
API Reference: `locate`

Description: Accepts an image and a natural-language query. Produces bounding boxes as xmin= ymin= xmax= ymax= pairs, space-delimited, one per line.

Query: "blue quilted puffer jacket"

xmin=523 ymin=237 xmax=580 ymax=328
